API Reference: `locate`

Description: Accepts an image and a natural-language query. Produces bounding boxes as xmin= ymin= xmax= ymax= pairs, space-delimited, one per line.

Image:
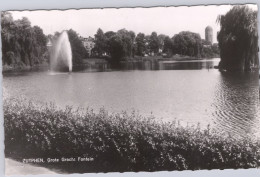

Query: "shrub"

xmin=4 ymin=98 xmax=260 ymax=172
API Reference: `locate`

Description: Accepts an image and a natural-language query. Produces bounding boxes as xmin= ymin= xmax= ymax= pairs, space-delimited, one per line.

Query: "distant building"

xmin=81 ymin=37 xmax=95 ymax=56
xmin=205 ymin=26 xmax=213 ymax=45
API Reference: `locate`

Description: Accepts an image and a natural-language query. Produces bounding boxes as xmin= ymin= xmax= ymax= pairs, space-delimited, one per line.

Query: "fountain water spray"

xmin=50 ymin=31 xmax=72 ymax=72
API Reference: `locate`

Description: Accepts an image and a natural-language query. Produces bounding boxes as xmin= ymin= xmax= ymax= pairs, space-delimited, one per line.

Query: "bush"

xmin=4 ymin=98 xmax=260 ymax=172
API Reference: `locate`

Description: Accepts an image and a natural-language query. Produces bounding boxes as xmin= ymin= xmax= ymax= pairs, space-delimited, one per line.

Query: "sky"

xmin=9 ymin=4 xmax=258 ymax=43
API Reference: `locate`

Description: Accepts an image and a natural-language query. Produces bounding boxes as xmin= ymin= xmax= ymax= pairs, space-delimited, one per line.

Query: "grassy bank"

xmin=2 ymin=62 xmax=49 ymax=73
xmin=4 ymin=98 xmax=260 ymax=173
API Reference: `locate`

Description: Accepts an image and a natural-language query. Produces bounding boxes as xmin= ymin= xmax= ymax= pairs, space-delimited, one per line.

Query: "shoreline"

xmin=2 ymin=56 xmax=219 ymax=73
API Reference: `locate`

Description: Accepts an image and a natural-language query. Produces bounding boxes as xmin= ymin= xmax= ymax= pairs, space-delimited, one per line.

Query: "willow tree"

xmin=217 ymin=5 xmax=258 ymax=71
xmin=1 ymin=12 xmax=47 ymax=67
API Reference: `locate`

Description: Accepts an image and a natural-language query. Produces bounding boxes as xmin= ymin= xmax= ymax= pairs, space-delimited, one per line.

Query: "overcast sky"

xmin=10 ymin=4 xmax=257 ymax=43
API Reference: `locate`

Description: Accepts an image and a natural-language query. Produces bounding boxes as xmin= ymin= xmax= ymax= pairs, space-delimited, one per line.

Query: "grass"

xmin=4 ymin=98 xmax=260 ymax=173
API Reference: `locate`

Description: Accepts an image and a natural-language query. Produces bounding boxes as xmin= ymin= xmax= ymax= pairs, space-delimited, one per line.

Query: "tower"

xmin=205 ymin=26 xmax=213 ymax=45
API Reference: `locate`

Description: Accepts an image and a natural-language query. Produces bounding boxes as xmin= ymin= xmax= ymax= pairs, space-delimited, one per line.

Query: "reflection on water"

xmin=3 ymin=58 xmax=260 ymax=138
xmin=73 ymin=62 xmax=110 ymax=72
xmin=71 ymin=58 xmax=220 ymax=72
xmin=212 ymin=72 xmax=260 ymax=138
xmin=121 ymin=58 xmax=219 ymax=70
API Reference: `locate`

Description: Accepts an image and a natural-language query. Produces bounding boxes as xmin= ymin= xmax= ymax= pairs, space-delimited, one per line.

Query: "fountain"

xmin=50 ymin=31 xmax=72 ymax=72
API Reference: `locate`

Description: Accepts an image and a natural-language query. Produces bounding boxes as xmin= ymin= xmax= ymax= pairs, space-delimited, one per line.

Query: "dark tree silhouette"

xmin=172 ymin=31 xmax=202 ymax=57
xmin=217 ymin=5 xmax=258 ymax=71
xmin=135 ymin=33 xmax=146 ymax=56
xmin=1 ymin=12 xmax=48 ymax=67
xmin=67 ymin=29 xmax=87 ymax=65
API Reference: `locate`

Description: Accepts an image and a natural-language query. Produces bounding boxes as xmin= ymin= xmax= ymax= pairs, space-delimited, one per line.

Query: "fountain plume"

xmin=50 ymin=31 xmax=72 ymax=72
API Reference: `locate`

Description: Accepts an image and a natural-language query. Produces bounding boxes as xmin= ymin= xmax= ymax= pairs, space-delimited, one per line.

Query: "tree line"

xmin=92 ymin=28 xmax=220 ymax=65
xmin=1 ymin=12 xmax=88 ymax=68
xmin=1 ymin=11 xmax=219 ymax=69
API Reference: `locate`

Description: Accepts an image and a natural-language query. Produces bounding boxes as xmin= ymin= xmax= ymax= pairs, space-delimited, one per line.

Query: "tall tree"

xmin=149 ymin=32 xmax=160 ymax=54
xmin=94 ymin=28 xmax=107 ymax=57
xmin=67 ymin=29 xmax=87 ymax=64
xmin=158 ymin=34 xmax=166 ymax=52
xmin=163 ymin=36 xmax=173 ymax=56
xmin=135 ymin=33 xmax=146 ymax=56
xmin=32 ymin=26 xmax=47 ymax=63
xmin=1 ymin=12 xmax=15 ymax=65
xmin=1 ymin=12 xmax=48 ymax=67
xmin=117 ymin=29 xmax=135 ymax=58
xmin=107 ymin=35 xmax=124 ymax=65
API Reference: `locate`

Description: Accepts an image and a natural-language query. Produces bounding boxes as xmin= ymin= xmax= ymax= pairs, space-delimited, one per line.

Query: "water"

xmin=3 ymin=58 xmax=260 ymax=138
xmin=50 ymin=31 xmax=72 ymax=72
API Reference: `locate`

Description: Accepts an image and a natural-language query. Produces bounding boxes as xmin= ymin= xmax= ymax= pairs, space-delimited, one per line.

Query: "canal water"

xmin=3 ymin=58 xmax=260 ymax=138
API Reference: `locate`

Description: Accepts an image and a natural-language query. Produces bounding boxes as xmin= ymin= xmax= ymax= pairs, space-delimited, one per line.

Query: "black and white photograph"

xmin=1 ymin=4 xmax=259 ymax=175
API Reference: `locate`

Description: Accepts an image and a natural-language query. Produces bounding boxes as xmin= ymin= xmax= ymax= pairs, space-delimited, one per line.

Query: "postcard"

xmin=1 ymin=4 xmax=259 ymax=175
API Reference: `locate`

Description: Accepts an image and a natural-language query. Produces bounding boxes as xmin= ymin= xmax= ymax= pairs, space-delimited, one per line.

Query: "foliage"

xmin=94 ymin=28 xmax=136 ymax=65
xmin=67 ymin=29 xmax=87 ymax=64
xmin=172 ymin=31 xmax=202 ymax=57
xmin=92 ymin=27 xmax=219 ymax=61
xmin=106 ymin=35 xmax=124 ymax=64
xmin=135 ymin=33 xmax=146 ymax=56
xmin=93 ymin=28 xmax=107 ymax=57
xmin=149 ymin=32 xmax=160 ymax=54
xmin=163 ymin=36 xmax=174 ymax=56
xmin=1 ymin=12 xmax=47 ymax=67
xmin=117 ymin=29 xmax=135 ymax=58
xmin=217 ymin=5 xmax=259 ymax=71
xmin=4 ymin=98 xmax=260 ymax=173
xmin=158 ymin=34 xmax=166 ymax=52
xmin=201 ymin=40 xmax=220 ymax=58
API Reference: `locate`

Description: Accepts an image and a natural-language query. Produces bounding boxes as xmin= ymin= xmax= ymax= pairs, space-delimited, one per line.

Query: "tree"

xmin=1 ymin=12 xmax=48 ymax=67
xmin=104 ymin=31 xmax=116 ymax=39
xmin=67 ymin=29 xmax=87 ymax=64
xmin=1 ymin=12 xmax=15 ymax=65
xmin=217 ymin=5 xmax=258 ymax=71
xmin=128 ymin=31 xmax=136 ymax=57
xmin=117 ymin=29 xmax=135 ymax=58
xmin=211 ymin=43 xmax=220 ymax=55
xmin=158 ymin=34 xmax=166 ymax=53
xmin=144 ymin=35 xmax=151 ymax=55
xmin=107 ymin=35 xmax=124 ymax=65
xmin=163 ymin=36 xmax=174 ymax=56
xmin=32 ymin=26 xmax=47 ymax=63
xmin=149 ymin=32 xmax=159 ymax=54
xmin=172 ymin=31 xmax=202 ymax=57
xmin=94 ymin=28 xmax=107 ymax=57
xmin=104 ymin=31 xmax=116 ymax=56
xmin=135 ymin=33 xmax=146 ymax=56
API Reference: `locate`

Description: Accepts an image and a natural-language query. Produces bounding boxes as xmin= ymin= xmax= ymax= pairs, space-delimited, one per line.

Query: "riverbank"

xmin=2 ymin=55 xmax=219 ymax=73
xmin=2 ymin=62 xmax=49 ymax=73
xmin=123 ymin=54 xmax=203 ymax=62
xmin=111 ymin=54 xmax=218 ymax=62
xmin=4 ymin=97 xmax=260 ymax=173
xmin=79 ymin=55 xmax=218 ymax=65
